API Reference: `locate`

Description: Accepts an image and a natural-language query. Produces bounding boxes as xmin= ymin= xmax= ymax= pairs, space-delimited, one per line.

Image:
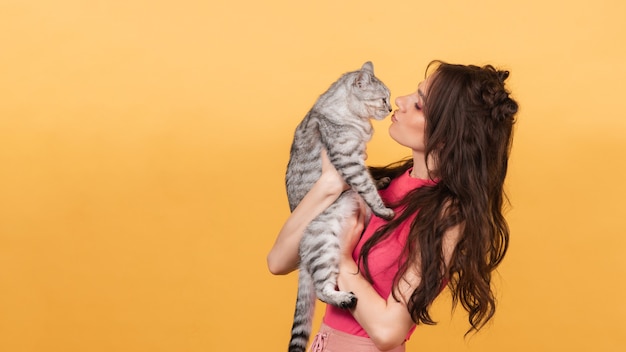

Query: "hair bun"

xmin=492 ymin=96 xmax=518 ymax=122
xmin=479 ymin=68 xmax=517 ymax=122
xmin=497 ymin=70 xmax=510 ymax=82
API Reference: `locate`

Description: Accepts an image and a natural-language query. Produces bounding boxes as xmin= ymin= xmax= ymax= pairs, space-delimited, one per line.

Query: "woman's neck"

xmin=410 ymin=151 xmax=435 ymax=179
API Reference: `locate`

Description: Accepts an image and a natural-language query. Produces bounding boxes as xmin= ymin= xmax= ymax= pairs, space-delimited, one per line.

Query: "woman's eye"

xmin=414 ymin=103 xmax=422 ymax=110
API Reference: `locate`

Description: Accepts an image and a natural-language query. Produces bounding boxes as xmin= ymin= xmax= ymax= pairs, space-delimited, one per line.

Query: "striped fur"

xmin=285 ymin=62 xmax=394 ymax=352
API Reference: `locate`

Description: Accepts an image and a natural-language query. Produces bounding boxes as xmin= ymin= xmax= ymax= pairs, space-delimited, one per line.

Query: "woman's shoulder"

xmin=381 ymin=169 xmax=435 ymax=204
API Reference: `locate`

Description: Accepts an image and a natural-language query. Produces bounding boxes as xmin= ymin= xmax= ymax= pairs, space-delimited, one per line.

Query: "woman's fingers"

xmin=320 ymin=149 xmax=350 ymax=192
xmin=340 ymin=199 xmax=368 ymax=257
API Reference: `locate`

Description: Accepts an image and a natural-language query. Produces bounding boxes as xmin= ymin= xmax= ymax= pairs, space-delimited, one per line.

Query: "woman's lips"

xmin=391 ymin=113 xmax=397 ymax=122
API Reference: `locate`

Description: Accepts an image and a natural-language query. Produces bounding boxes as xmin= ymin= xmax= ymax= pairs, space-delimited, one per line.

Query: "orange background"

xmin=1 ymin=0 xmax=625 ymax=351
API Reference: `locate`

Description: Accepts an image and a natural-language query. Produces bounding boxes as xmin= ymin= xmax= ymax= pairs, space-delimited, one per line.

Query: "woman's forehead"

xmin=418 ymin=75 xmax=434 ymax=95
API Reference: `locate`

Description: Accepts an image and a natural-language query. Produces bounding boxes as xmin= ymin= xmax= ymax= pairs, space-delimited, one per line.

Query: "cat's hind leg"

xmin=301 ymin=200 xmax=358 ymax=309
xmin=317 ymin=281 xmax=357 ymax=309
xmin=306 ymin=246 xmax=357 ymax=309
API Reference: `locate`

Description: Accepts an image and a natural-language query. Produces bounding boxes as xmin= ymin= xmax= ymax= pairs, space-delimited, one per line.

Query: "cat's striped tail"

xmin=288 ymin=269 xmax=316 ymax=352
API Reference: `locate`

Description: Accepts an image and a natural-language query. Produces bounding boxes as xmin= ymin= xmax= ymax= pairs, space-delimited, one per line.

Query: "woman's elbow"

xmin=267 ymin=263 xmax=287 ymax=276
xmin=266 ymin=254 xmax=294 ymax=275
xmin=369 ymin=328 xmax=406 ymax=351
xmin=266 ymin=256 xmax=284 ymax=275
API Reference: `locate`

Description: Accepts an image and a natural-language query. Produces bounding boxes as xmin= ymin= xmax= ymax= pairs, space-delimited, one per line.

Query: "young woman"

xmin=267 ymin=61 xmax=519 ymax=352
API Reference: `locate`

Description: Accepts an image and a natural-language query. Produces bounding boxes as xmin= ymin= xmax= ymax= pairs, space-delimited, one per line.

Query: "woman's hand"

xmin=318 ymin=149 xmax=350 ymax=197
xmin=339 ymin=199 xmax=368 ymax=261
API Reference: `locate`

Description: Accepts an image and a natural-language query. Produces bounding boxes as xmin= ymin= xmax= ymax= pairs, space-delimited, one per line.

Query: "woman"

xmin=267 ymin=61 xmax=519 ymax=351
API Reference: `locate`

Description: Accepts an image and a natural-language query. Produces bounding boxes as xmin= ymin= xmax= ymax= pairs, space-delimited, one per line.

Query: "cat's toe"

xmin=340 ymin=293 xmax=358 ymax=309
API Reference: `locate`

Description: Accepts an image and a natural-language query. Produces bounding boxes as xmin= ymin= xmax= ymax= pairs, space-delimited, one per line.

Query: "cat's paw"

xmin=374 ymin=207 xmax=395 ymax=220
xmin=339 ymin=292 xmax=357 ymax=309
xmin=319 ymin=288 xmax=358 ymax=309
xmin=375 ymin=177 xmax=391 ymax=190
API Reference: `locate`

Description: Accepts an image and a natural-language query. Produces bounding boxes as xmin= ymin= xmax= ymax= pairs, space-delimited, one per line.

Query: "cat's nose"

xmin=388 ymin=107 xmax=392 ymax=113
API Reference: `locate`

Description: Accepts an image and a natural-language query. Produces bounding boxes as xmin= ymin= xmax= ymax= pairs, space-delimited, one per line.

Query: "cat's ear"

xmin=355 ymin=62 xmax=374 ymax=88
xmin=355 ymin=71 xmax=371 ymax=88
xmin=361 ymin=61 xmax=374 ymax=74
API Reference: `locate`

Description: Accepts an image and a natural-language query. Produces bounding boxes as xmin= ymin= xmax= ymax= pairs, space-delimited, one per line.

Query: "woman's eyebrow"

xmin=417 ymin=83 xmax=426 ymax=101
xmin=417 ymin=88 xmax=426 ymax=103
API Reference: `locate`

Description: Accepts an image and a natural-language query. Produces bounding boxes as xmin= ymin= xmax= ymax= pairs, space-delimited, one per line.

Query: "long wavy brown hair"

xmin=360 ymin=61 xmax=519 ymax=334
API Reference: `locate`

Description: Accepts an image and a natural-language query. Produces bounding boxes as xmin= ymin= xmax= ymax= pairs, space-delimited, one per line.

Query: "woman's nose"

xmin=394 ymin=96 xmax=404 ymax=111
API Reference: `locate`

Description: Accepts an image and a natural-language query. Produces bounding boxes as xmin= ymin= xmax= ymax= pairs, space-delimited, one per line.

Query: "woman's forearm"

xmin=267 ymin=173 xmax=345 ymax=275
xmin=338 ymin=257 xmax=416 ymax=350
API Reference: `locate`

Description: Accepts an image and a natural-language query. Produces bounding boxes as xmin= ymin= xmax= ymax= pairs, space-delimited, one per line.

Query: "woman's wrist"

xmin=317 ymin=171 xmax=347 ymax=198
xmin=338 ymin=255 xmax=359 ymax=291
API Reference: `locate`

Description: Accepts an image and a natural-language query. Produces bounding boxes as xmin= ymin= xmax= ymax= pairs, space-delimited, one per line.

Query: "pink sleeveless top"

xmin=322 ymin=168 xmax=437 ymax=339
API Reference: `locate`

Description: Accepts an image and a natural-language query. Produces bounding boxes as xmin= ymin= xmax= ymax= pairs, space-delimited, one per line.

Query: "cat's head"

xmin=348 ymin=61 xmax=392 ymax=121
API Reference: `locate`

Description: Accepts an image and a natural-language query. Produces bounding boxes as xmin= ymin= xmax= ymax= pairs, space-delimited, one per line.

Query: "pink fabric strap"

xmin=308 ymin=323 xmax=406 ymax=352
xmin=309 ymin=331 xmax=328 ymax=352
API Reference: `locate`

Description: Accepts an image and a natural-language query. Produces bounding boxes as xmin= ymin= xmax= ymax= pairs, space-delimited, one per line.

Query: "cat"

xmin=285 ymin=61 xmax=395 ymax=352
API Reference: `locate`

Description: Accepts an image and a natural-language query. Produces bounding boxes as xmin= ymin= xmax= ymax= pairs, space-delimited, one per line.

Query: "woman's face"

xmin=388 ymin=75 xmax=433 ymax=153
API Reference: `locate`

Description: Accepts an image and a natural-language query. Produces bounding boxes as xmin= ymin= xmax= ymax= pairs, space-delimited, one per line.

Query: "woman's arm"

xmin=336 ymin=208 xmax=415 ymax=350
xmin=337 ymin=209 xmax=462 ymax=350
xmin=267 ymin=151 xmax=348 ymax=275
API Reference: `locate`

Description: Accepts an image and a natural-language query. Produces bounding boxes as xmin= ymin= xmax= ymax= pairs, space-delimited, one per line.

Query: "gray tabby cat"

xmin=285 ymin=61 xmax=395 ymax=352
